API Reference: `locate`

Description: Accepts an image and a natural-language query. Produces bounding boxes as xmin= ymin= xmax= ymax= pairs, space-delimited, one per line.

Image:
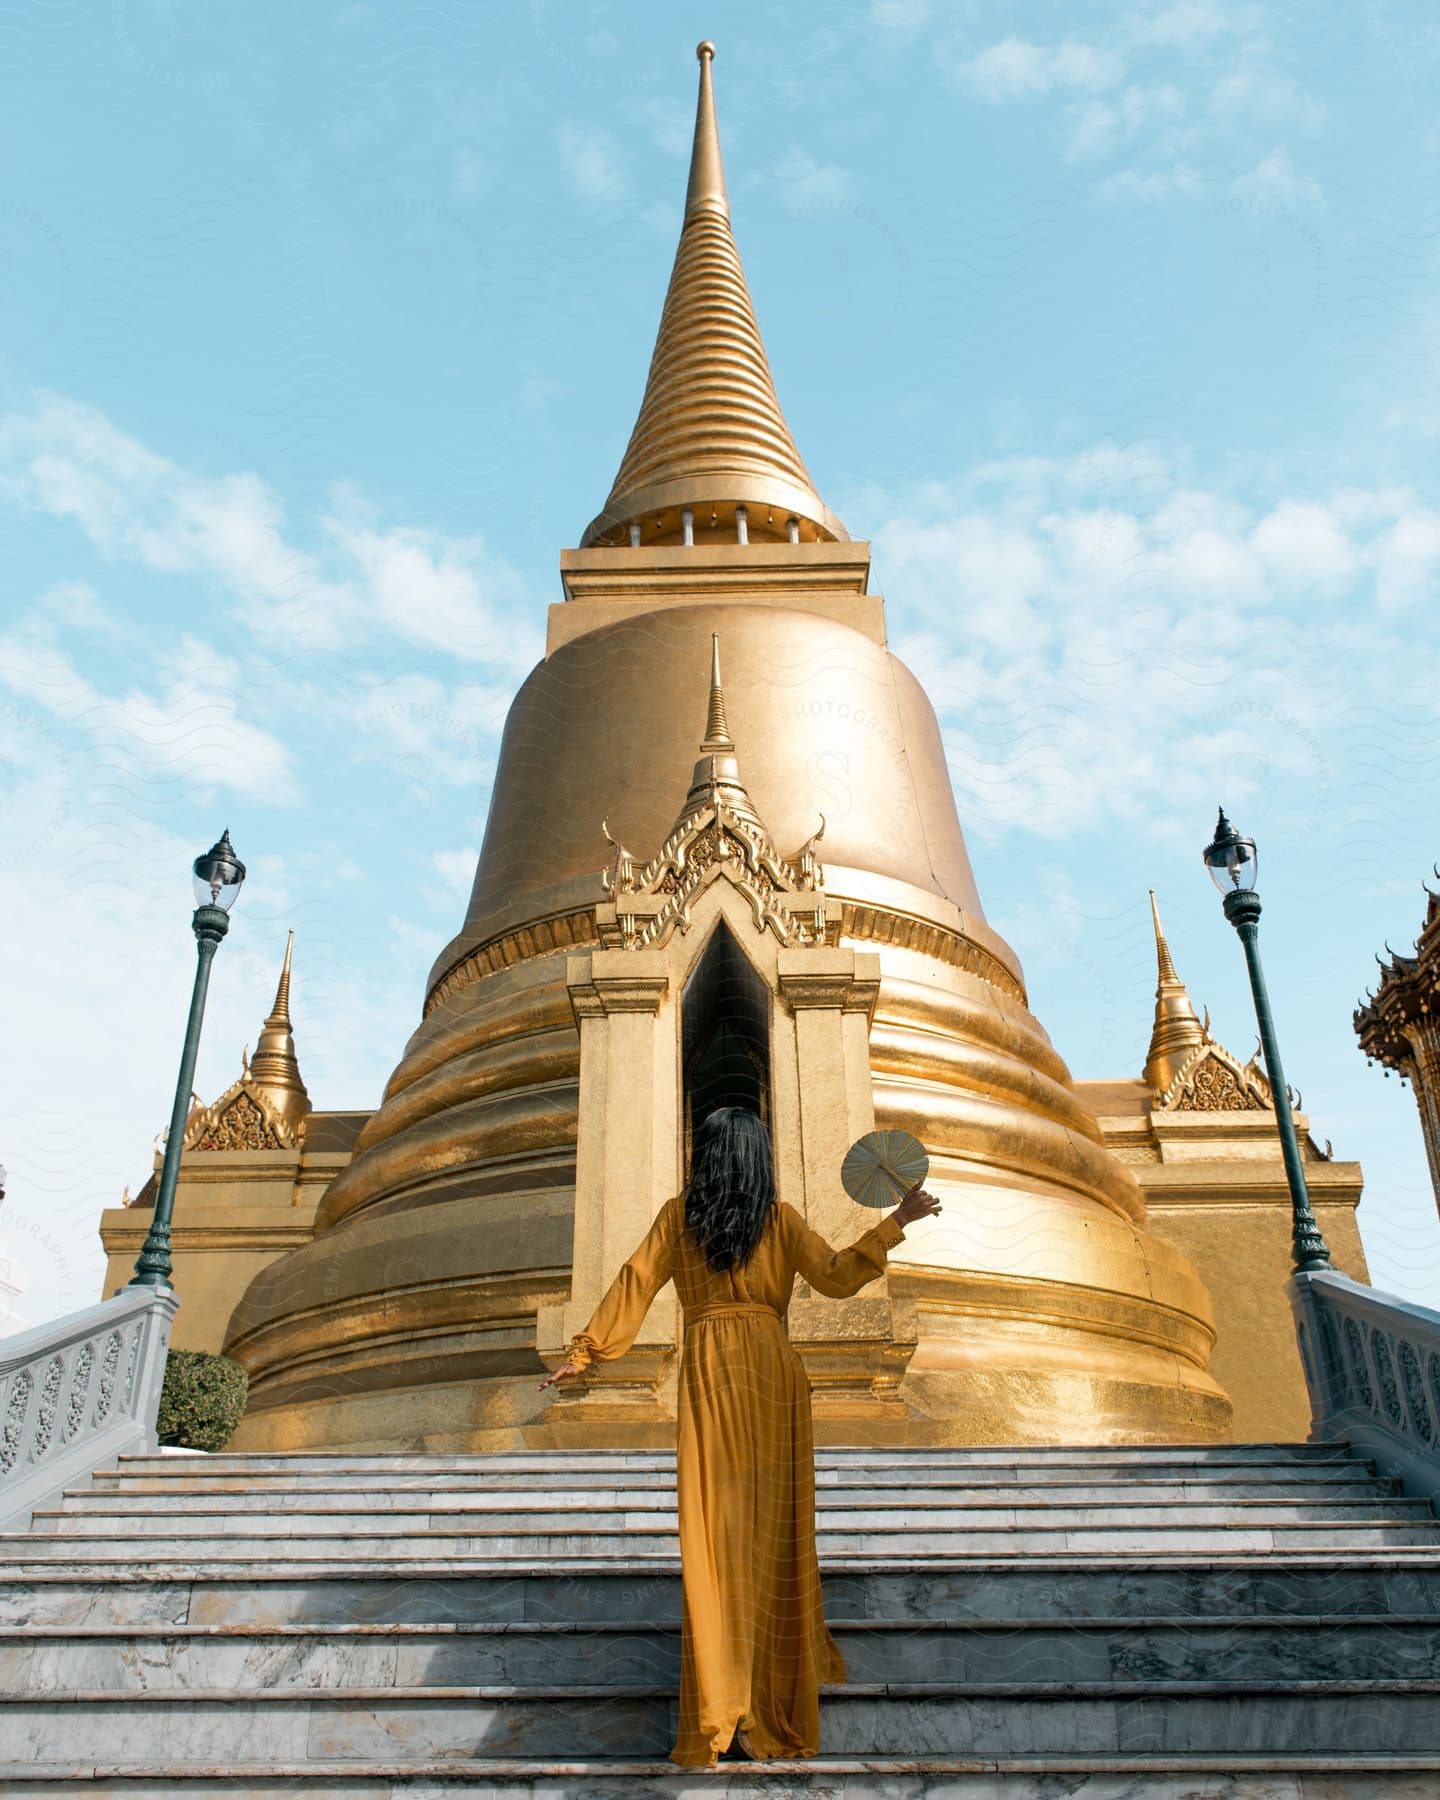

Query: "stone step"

xmin=104 ymin=1442 xmax=1359 ymax=1475
xmin=6 ymin=1681 xmax=1440 ymax=1762
xmin=6 ymin=1614 xmax=1440 ymax=1692
xmin=5 ymin=1755 xmax=1440 ymax=1799
xmin=9 ymin=1554 xmax=1440 ymax=1628
xmin=84 ymin=1462 xmax=1388 ymax=1496
xmin=31 ymin=1495 xmax=1431 ymax=1536
xmin=8 ymin=1517 xmax=1440 ymax=1563
xmin=10 ymin=1758 xmax=1440 ymax=1800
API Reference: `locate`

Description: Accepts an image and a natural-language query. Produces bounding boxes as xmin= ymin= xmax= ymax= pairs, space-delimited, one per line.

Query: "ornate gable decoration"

xmin=598 ymin=800 xmax=836 ymax=952
xmin=1354 ymin=872 xmax=1440 ymax=1075
xmin=183 ymin=1072 xmax=300 ymax=1152
xmin=1156 ymin=1041 xmax=1272 ymax=1114
xmin=593 ymin=633 xmax=839 ymax=953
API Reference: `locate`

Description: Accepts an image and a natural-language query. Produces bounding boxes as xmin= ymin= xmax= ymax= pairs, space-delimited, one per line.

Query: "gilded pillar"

xmin=776 ymin=947 xmax=916 ymax=1435
xmin=535 ymin=948 xmax=678 ymax=1444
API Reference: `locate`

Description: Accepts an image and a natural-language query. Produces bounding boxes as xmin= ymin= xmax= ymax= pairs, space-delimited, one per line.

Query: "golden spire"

xmin=701 ymin=629 xmax=733 ymax=749
xmin=680 ymin=634 xmax=761 ymax=827
xmin=1143 ymin=890 xmax=1207 ymax=1092
xmin=580 ymin=42 xmax=848 ymax=549
xmin=248 ymin=930 xmax=311 ymax=1129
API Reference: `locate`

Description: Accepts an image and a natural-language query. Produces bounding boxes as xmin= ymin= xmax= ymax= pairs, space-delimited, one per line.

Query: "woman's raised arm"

xmin=539 ymin=1196 xmax=679 ymax=1388
xmin=779 ymin=1182 xmax=941 ymax=1299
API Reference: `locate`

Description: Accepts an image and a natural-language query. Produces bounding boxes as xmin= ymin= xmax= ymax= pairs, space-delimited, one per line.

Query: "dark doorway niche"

xmin=681 ymin=921 xmax=771 ymax=1167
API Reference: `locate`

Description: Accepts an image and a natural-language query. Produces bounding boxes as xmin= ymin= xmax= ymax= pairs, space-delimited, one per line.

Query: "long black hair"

xmin=684 ymin=1106 xmax=776 ymax=1273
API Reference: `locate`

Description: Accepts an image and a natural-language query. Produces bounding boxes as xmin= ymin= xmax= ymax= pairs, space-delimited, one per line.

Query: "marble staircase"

xmin=3 ymin=1442 xmax=1440 ymax=1795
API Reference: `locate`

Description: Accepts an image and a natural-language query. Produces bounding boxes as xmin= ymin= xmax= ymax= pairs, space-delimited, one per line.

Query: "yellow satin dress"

xmin=565 ymin=1193 xmax=905 ymax=1767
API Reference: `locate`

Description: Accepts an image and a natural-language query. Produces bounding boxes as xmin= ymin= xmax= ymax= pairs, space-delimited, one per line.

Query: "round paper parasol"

xmin=841 ymin=1129 xmax=929 ymax=1209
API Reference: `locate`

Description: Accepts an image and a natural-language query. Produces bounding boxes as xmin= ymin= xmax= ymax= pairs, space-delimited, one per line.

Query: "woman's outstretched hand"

xmin=892 ymin=1182 xmax=942 ymax=1229
xmin=538 ymin=1359 xmax=584 ymax=1392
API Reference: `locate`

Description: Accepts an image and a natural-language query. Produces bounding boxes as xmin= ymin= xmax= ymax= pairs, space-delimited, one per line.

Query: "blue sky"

xmin=4 ymin=1 xmax=1440 ymax=1324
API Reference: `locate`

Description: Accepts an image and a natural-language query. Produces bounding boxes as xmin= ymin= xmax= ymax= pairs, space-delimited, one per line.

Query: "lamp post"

xmin=130 ymin=830 xmax=246 ymax=1288
xmin=1202 ymin=808 xmax=1331 ymax=1273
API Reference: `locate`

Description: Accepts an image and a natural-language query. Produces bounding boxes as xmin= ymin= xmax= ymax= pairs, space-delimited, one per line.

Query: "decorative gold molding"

xmin=426 ymin=909 xmax=599 ymax=1016
xmin=894 ymin=1264 xmax=1216 ymax=1367
xmin=839 ymin=899 xmax=1025 ymax=1003
xmin=777 ymin=964 xmax=880 ymax=1016
xmin=568 ymin=966 xmax=670 ymax=1017
xmin=422 ymin=892 xmax=1027 ymax=1016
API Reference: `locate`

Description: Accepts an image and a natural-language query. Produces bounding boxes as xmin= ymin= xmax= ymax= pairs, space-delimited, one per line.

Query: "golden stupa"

xmin=218 ymin=44 xmax=1239 ymax=1452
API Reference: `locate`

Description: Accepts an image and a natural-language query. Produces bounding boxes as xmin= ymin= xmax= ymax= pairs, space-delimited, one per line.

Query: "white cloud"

xmin=875 ymin=514 xmax=1052 ymax=653
xmin=643 ymin=98 xmax=692 ymax=161
xmin=954 ymin=37 xmax=1123 ymax=102
xmin=944 ymin=18 xmax=1325 ymax=215
xmin=772 ymin=148 xmax=857 ymax=213
xmin=325 ymin=512 xmax=539 ymax=672
xmin=870 ymin=0 xmax=931 ymax=28
xmin=554 ymin=122 xmax=627 ymax=206
xmin=1096 ymin=161 xmax=1202 ymax=204
xmin=1066 ymin=83 xmax=1186 ymax=161
xmin=1211 ymin=67 xmax=1326 ymax=132
xmin=1132 ymin=0 xmax=1246 ymax=47
xmin=350 ymin=671 xmax=510 ymax=804
xmin=0 ymin=394 xmax=356 ymax=650
xmin=1375 ymin=509 xmax=1440 ymax=611
xmin=0 ymin=620 xmax=297 ymax=802
xmin=432 ymin=847 xmax=479 ymax=894
xmin=1252 ymin=501 xmax=1355 ymax=591
xmin=0 ymin=394 xmax=539 ymax=673
xmin=867 ymin=454 xmax=1432 ymax=841
xmin=1232 ymin=147 xmax=1323 ymax=206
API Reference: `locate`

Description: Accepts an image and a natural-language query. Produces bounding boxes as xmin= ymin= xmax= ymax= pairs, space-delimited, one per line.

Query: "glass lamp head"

xmin=1202 ymin=807 xmax=1257 ymax=896
xmin=193 ymin=828 xmax=246 ymax=911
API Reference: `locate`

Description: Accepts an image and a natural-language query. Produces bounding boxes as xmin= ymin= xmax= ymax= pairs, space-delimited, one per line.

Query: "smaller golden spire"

xmin=248 ymin=930 xmax=311 ymax=1131
xmin=679 ymin=634 xmax=760 ymax=827
xmin=1143 ymin=890 xmax=1207 ymax=1092
xmin=701 ymin=631 xmax=733 ymax=750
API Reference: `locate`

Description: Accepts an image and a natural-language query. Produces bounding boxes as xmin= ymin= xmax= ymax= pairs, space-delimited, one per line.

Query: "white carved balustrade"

xmin=1292 ymin=1270 xmax=1440 ymax=1505
xmin=0 ymin=1285 xmax=178 ymax=1530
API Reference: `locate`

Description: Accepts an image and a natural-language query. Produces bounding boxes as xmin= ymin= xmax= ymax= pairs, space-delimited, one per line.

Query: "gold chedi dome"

xmin=223 ymin=44 xmax=1230 ymax=1454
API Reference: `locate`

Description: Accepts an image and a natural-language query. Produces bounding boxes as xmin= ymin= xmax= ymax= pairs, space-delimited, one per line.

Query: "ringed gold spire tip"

xmin=702 ymin=632 xmax=733 ymax=750
xmin=1143 ymin=888 xmax=1206 ymax=1091
xmin=1148 ymin=889 xmax=1180 ymax=985
xmin=269 ymin=927 xmax=296 ymax=1026
xmin=248 ymin=928 xmax=311 ymax=1118
xmin=685 ymin=34 xmax=728 ymax=221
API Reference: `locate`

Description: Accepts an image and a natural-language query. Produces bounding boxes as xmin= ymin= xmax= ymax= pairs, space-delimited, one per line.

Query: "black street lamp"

xmin=130 ymin=830 xmax=246 ymax=1288
xmin=1202 ymin=808 xmax=1331 ymax=1274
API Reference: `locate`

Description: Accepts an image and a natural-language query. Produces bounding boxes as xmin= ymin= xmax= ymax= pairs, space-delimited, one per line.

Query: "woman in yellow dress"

xmin=539 ymin=1105 xmax=942 ymax=1768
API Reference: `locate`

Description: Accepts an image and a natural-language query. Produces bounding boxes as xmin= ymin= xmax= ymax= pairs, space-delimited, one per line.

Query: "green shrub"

xmin=157 ymin=1350 xmax=249 ymax=1451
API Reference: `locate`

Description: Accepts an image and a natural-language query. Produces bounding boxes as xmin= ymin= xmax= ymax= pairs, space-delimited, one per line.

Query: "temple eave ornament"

xmin=1354 ymin=890 xmax=1440 ymax=1073
xmin=1161 ymin=1044 xmax=1272 ymax=1113
xmin=1355 ymin=872 xmax=1440 ymax=1218
xmin=185 ymin=1083 xmax=294 ymax=1153
xmin=594 ymin=636 xmax=837 ymax=953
